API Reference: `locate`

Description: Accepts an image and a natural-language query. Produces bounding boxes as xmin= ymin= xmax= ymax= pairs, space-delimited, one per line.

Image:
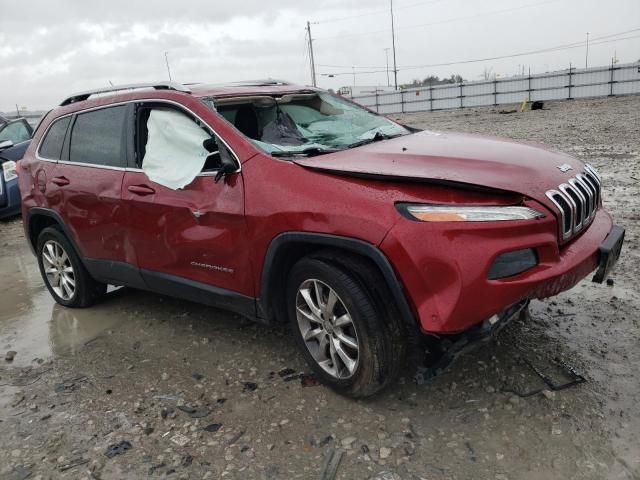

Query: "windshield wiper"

xmin=270 ymin=147 xmax=338 ymax=158
xmin=344 ymin=131 xmax=403 ymax=150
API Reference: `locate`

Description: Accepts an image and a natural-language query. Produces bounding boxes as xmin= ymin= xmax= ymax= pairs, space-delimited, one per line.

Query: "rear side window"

xmin=38 ymin=117 xmax=71 ymax=160
xmin=69 ymin=106 xmax=126 ymax=167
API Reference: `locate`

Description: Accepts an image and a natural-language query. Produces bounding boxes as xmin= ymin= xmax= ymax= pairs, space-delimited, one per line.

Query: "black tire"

xmin=36 ymin=226 xmax=107 ymax=307
xmin=286 ymin=257 xmax=405 ymax=398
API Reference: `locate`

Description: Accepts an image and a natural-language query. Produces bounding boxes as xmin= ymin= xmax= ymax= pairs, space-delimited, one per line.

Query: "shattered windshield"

xmin=202 ymin=92 xmax=409 ymax=156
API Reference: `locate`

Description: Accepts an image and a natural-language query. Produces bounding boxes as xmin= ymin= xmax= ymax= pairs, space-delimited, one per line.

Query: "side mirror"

xmin=203 ymin=137 xmax=237 ymax=184
xmin=0 ymin=140 xmax=14 ymax=150
xmin=214 ymin=148 xmax=237 ymax=183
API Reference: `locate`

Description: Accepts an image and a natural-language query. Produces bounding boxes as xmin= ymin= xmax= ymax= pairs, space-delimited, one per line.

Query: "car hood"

xmin=293 ymin=130 xmax=585 ymax=211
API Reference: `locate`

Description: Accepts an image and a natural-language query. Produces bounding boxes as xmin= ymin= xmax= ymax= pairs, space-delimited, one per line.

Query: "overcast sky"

xmin=1 ymin=0 xmax=639 ymax=111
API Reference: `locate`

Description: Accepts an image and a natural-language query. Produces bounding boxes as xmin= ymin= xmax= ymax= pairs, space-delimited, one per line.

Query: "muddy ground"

xmin=1 ymin=96 xmax=638 ymax=480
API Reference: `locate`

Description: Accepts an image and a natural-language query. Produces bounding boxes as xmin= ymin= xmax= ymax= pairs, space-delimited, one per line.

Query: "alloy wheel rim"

xmin=42 ymin=240 xmax=76 ymax=300
xmin=296 ymin=279 xmax=359 ymax=379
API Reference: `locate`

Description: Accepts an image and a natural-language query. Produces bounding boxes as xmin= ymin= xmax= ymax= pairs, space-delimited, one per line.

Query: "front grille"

xmin=545 ymin=165 xmax=602 ymax=241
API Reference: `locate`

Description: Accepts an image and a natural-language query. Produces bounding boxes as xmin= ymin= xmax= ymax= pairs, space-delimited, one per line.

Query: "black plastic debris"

xmin=243 ymin=382 xmax=258 ymax=392
xmin=192 ymin=372 xmax=204 ymax=381
xmin=177 ymin=405 xmax=210 ymax=418
xmin=204 ymin=423 xmax=222 ymax=432
xmin=531 ymin=101 xmax=544 ymax=110
xmin=104 ymin=440 xmax=132 ymax=458
xmin=216 ymin=398 xmax=227 ymax=405
xmin=501 ymin=354 xmax=586 ymax=398
xmin=278 ymin=368 xmax=296 ymax=377
xmin=148 ymin=463 xmax=166 ymax=475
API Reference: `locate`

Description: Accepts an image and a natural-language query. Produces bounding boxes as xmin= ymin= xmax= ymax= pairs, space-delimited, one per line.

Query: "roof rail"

xmin=59 ymin=82 xmax=191 ymax=106
xmin=225 ymin=79 xmax=294 ymax=87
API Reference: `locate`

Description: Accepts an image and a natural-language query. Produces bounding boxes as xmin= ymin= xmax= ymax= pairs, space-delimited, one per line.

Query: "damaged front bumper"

xmin=416 ymin=300 xmax=529 ymax=383
xmin=383 ymin=207 xmax=620 ymax=333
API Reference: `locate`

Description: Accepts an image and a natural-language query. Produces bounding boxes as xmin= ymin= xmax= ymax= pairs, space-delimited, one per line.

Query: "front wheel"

xmin=287 ymin=257 xmax=404 ymax=398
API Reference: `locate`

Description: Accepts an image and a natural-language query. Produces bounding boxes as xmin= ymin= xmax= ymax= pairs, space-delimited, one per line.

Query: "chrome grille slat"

xmin=579 ymin=173 xmax=598 ymax=211
xmin=546 ymin=167 xmax=602 ymax=241
xmin=573 ymin=175 xmax=595 ymax=219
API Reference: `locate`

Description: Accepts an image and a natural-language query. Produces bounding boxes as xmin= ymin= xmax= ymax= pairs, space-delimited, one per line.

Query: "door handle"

xmin=128 ymin=185 xmax=156 ymax=196
xmin=51 ymin=176 xmax=70 ymax=186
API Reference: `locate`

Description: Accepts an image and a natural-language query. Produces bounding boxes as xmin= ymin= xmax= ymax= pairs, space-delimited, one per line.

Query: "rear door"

xmin=121 ymin=101 xmax=253 ymax=298
xmin=51 ymin=104 xmax=131 ymax=264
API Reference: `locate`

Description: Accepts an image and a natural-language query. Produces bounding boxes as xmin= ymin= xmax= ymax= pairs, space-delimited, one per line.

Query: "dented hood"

xmin=294 ymin=130 xmax=585 ymax=211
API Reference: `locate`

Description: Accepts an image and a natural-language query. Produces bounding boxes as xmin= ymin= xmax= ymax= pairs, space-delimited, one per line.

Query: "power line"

xmin=318 ymin=27 xmax=640 ymax=70
xmin=317 ymin=28 xmax=640 ymax=73
xmin=318 ymin=31 xmax=640 ymax=76
xmin=315 ymin=0 xmax=562 ymax=41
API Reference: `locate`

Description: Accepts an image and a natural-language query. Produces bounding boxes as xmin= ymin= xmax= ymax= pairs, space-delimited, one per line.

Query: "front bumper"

xmin=0 ymin=177 xmax=21 ymax=219
xmin=381 ymin=207 xmax=617 ymax=333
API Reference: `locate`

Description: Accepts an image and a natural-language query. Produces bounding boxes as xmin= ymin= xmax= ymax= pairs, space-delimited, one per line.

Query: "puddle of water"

xmin=0 ymin=245 xmax=125 ymax=367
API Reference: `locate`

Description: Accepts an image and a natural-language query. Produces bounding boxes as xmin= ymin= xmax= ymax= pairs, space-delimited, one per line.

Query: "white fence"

xmin=350 ymin=62 xmax=640 ymax=114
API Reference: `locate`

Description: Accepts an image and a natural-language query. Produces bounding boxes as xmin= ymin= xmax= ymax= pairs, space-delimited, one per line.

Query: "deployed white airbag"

xmin=142 ymin=108 xmax=210 ymax=190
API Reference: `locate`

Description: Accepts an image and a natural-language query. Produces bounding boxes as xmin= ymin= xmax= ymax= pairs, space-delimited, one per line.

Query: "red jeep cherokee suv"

xmin=20 ymin=81 xmax=624 ymax=397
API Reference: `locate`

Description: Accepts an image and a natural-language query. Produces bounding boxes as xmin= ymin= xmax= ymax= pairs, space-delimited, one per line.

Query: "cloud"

xmin=2 ymin=0 xmax=638 ymax=111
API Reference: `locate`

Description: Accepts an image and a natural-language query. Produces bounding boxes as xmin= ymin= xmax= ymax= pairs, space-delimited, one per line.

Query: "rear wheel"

xmin=36 ymin=227 xmax=106 ymax=307
xmin=287 ymin=257 xmax=404 ymax=397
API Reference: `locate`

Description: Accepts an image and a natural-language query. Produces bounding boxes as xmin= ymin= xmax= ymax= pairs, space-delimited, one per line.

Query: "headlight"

xmin=2 ymin=161 xmax=17 ymax=182
xmin=399 ymin=204 xmax=545 ymax=222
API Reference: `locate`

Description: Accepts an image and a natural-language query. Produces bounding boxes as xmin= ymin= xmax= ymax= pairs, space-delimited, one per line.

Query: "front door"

xmin=121 ymin=102 xmax=253 ymax=299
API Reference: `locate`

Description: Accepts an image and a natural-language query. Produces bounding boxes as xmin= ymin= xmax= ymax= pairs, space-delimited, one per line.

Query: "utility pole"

xmin=585 ymin=32 xmax=590 ymax=69
xmin=164 ymin=51 xmax=173 ymax=81
xmin=384 ymin=48 xmax=391 ymax=87
xmin=307 ymin=21 xmax=317 ymax=87
xmin=352 ymin=66 xmax=356 ymax=88
xmin=390 ymin=0 xmax=398 ymax=90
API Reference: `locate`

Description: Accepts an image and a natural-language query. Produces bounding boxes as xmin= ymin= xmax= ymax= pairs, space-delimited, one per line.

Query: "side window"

xmin=137 ymin=105 xmax=232 ymax=190
xmin=139 ymin=106 xmax=220 ymax=169
xmin=38 ymin=117 xmax=71 ymax=160
xmin=69 ymin=105 xmax=126 ymax=167
xmin=0 ymin=120 xmax=31 ymax=143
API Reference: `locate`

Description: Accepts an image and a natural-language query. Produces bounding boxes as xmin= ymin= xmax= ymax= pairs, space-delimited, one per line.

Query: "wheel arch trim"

xmin=259 ymin=232 xmax=418 ymax=327
xmin=25 ymin=208 xmax=85 ymax=262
